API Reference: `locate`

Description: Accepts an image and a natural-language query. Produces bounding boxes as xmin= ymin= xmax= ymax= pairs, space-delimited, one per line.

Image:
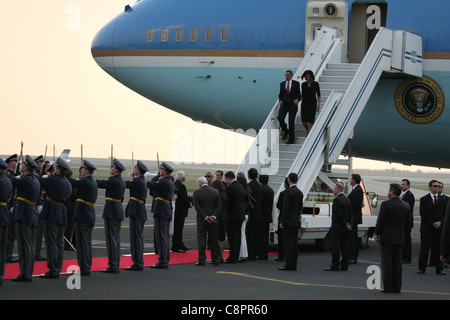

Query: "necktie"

xmin=434 ymin=195 xmax=438 ymax=220
xmin=286 ymin=81 xmax=290 ymax=94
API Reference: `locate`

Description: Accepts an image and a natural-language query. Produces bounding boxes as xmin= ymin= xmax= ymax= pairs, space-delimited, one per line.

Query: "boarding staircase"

xmin=237 ymin=26 xmax=423 ymax=224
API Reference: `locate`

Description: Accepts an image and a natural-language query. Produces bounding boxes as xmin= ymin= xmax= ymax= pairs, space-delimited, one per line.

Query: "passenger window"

xmin=161 ymin=28 xmax=169 ymax=42
xmin=146 ymin=29 xmax=154 ymax=42
xmin=205 ymin=28 xmax=214 ymax=42
xmin=190 ymin=28 xmax=199 ymax=41
xmin=220 ymin=28 xmax=229 ymax=41
xmin=175 ymin=28 xmax=184 ymax=41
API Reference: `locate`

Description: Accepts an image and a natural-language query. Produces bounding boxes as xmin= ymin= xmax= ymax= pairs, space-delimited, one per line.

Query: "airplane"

xmin=91 ymin=0 xmax=450 ymax=170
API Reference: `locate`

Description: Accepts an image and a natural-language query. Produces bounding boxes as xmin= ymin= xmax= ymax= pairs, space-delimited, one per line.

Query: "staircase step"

xmin=327 ymin=63 xmax=360 ymax=70
xmin=319 ymin=76 xmax=353 ymax=84
xmin=320 ymin=82 xmax=350 ymax=90
xmin=322 ymin=69 xmax=357 ymax=77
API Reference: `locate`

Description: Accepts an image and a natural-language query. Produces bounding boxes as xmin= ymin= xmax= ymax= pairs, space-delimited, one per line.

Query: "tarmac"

xmin=1 ymin=188 xmax=450 ymax=304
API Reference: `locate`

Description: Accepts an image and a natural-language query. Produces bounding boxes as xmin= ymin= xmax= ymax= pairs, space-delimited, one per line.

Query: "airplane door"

xmin=348 ymin=1 xmax=387 ymax=63
xmin=305 ymin=0 xmax=348 ymax=59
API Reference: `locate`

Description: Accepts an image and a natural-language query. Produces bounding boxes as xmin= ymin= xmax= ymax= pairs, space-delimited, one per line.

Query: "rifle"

xmin=110 ymin=144 xmax=114 ymax=176
xmin=15 ymin=141 xmax=24 ymax=176
xmin=41 ymin=144 xmax=48 ymax=175
xmin=79 ymin=144 xmax=83 ymax=179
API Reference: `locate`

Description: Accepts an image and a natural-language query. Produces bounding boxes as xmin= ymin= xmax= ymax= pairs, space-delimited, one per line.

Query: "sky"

xmin=0 ymin=0 xmax=447 ymax=173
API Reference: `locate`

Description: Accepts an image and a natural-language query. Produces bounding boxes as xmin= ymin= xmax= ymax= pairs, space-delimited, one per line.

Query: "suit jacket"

xmin=347 ymin=184 xmax=363 ymax=225
xmin=260 ymin=184 xmax=274 ymax=223
xmin=174 ymin=179 xmax=190 ymax=218
xmin=247 ymin=179 xmax=262 ymax=222
xmin=226 ymin=180 xmax=246 ymax=222
xmin=375 ymin=197 xmax=410 ymax=246
xmin=441 ymin=201 xmax=450 ymax=259
xmin=419 ymin=193 xmax=446 ymax=233
xmin=331 ymin=193 xmax=352 ymax=234
xmin=280 ymin=185 xmax=303 ymax=228
xmin=193 ymin=185 xmax=221 ymax=224
xmin=279 ymin=80 xmax=301 ymax=106
xmin=401 ymin=189 xmax=415 ymax=228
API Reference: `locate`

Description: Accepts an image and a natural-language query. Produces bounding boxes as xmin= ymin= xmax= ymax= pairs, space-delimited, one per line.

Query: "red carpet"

xmin=3 ymin=250 xmax=228 ymax=279
xmin=4 ymin=251 xmax=277 ymax=279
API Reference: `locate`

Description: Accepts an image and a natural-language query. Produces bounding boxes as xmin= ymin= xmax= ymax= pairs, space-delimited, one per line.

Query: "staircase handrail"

xmin=236 ymin=26 xmax=339 ymax=176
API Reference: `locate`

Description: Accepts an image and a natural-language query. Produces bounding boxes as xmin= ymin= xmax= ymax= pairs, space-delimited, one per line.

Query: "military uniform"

xmin=34 ymin=155 xmax=46 ymax=261
xmin=11 ymin=155 xmax=41 ymax=282
xmin=97 ymin=159 xmax=126 ymax=273
xmin=69 ymin=160 xmax=98 ymax=275
xmin=5 ymin=154 xmax=18 ymax=262
xmin=38 ymin=158 xmax=72 ymax=278
xmin=147 ymin=162 xmax=174 ymax=269
xmin=0 ymin=159 xmax=12 ymax=284
xmin=125 ymin=160 xmax=148 ymax=270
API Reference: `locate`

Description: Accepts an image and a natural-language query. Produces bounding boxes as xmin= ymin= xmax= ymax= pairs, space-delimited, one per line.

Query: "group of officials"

xmin=327 ymin=175 xmax=450 ymax=293
xmin=3 ymin=152 xmax=450 ymax=295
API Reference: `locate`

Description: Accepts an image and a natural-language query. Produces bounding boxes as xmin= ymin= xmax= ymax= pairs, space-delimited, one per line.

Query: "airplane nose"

xmin=91 ymin=16 xmax=118 ymax=76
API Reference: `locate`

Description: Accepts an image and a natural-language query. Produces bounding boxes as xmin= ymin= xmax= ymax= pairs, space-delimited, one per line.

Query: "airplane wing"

xmin=59 ymin=149 xmax=71 ymax=162
xmin=49 ymin=149 xmax=71 ymax=165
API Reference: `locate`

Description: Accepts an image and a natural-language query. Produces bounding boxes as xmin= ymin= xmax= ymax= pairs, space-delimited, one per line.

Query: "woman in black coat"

xmin=300 ymin=70 xmax=321 ymax=136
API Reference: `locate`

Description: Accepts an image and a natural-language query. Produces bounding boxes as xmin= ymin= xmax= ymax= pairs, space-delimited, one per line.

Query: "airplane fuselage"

xmin=91 ymin=0 xmax=450 ymax=168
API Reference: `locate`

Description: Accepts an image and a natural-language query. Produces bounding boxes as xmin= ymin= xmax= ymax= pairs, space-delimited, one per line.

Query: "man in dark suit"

xmin=246 ymin=168 xmax=262 ymax=260
xmin=418 ymin=180 xmax=446 ymax=275
xmin=325 ymin=183 xmax=352 ymax=271
xmin=278 ymin=70 xmax=301 ymax=144
xmin=440 ymin=199 xmax=450 ymax=265
xmin=275 ymin=178 xmax=289 ymax=261
xmin=374 ymin=183 xmax=410 ymax=293
xmin=224 ymin=171 xmax=246 ymax=264
xmin=258 ymin=174 xmax=274 ymax=260
xmin=400 ymin=179 xmax=415 ymax=263
xmin=172 ymin=171 xmax=192 ymax=253
xmin=193 ymin=177 xmax=222 ymax=266
xmin=347 ymin=173 xmax=363 ymax=264
xmin=438 ymin=182 xmax=449 ymax=206
xmin=278 ymin=173 xmax=303 ymax=271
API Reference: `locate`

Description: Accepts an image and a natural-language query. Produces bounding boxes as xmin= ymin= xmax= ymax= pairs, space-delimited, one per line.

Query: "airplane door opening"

xmin=348 ymin=1 xmax=387 ymax=63
xmin=305 ymin=0 xmax=348 ymax=59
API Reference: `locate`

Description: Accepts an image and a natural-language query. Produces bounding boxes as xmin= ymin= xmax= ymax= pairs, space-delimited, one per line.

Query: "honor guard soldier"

xmin=148 ymin=162 xmax=174 ymax=269
xmin=11 ymin=155 xmax=41 ymax=282
xmin=38 ymin=158 xmax=72 ymax=279
xmin=34 ymin=155 xmax=46 ymax=261
xmin=69 ymin=160 xmax=98 ymax=276
xmin=5 ymin=154 xmax=18 ymax=263
xmin=97 ymin=158 xmax=126 ymax=273
xmin=125 ymin=160 xmax=148 ymax=271
xmin=34 ymin=155 xmax=44 ymax=177
xmin=0 ymin=158 xmax=12 ymax=284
